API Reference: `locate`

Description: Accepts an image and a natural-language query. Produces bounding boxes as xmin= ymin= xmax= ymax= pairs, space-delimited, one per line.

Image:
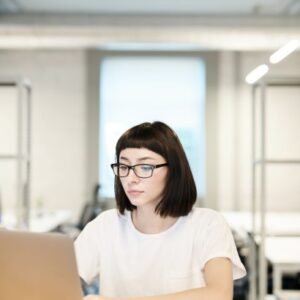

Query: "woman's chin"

xmin=128 ymin=198 xmax=144 ymax=207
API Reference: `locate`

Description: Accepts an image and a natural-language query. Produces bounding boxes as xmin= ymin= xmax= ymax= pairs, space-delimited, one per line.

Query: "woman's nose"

xmin=127 ymin=168 xmax=140 ymax=182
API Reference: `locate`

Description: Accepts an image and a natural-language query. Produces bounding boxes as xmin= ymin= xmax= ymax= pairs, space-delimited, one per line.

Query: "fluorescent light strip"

xmin=270 ymin=39 xmax=300 ymax=64
xmin=245 ymin=64 xmax=269 ymax=84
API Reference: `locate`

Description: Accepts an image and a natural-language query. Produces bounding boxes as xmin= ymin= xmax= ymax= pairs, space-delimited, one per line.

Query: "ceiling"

xmin=1 ymin=0 xmax=300 ymax=15
xmin=0 ymin=0 xmax=300 ymax=51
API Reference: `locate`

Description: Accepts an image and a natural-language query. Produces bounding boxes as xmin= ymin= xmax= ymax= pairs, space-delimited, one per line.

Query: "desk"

xmin=221 ymin=211 xmax=300 ymax=299
xmin=265 ymin=237 xmax=300 ymax=292
xmin=221 ymin=211 xmax=300 ymax=237
xmin=1 ymin=210 xmax=71 ymax=232
xmin=275 ymin=290 xmax=300 ymax=300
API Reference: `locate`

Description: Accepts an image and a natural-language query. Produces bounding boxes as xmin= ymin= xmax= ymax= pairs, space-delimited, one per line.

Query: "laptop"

xmin=0 ymin=229 xmax=83 ymax=300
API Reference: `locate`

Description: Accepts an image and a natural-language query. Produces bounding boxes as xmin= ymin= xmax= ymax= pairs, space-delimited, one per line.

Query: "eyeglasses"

xmin=110 ymin=163 xmax=168 ymax=178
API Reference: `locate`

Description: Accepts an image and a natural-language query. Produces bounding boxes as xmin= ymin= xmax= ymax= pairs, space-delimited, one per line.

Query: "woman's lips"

xmin=127 ymin=190 xmax=144 ymax=197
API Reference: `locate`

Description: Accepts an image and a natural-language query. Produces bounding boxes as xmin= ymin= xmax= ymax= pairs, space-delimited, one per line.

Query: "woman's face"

xmin=119 ymin=147 xmax=168 ymax=211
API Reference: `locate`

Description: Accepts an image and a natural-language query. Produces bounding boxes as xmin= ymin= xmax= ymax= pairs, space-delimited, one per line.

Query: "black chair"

xmin=55 ymin=184 xmax=106 ymax=239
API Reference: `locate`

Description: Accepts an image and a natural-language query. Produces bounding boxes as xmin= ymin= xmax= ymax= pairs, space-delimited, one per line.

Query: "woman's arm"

xmin=84 ymin=257 xmax=233 ymax=300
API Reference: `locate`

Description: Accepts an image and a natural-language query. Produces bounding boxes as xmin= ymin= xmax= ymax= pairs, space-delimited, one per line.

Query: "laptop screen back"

xmin=0 ymin=230 xmax=83 ymax=300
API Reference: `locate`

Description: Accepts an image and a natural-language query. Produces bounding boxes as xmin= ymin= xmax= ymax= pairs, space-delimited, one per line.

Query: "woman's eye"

xmin=141 ymin=165 xmax=152 ymax=171
xmin=119 ymin=165 xmax=128 ymax=171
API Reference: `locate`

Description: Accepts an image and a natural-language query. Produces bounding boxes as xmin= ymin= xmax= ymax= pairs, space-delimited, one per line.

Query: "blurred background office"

xmin=0 ymin=1 xmax=300 ymax=299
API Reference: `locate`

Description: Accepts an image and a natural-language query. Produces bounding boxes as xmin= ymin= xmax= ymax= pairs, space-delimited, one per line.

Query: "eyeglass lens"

xmin=114 ymin=164 xmax=154 ymax=178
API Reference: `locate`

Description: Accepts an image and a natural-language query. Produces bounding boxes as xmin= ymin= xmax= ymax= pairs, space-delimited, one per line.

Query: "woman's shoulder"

xmin=191 ymin=207 xmax=221 ymax=217
xmin=93 ymin=208 xmax=122 ymax=222
xmin=189 ymin=207 xmax=227 ymax=226
xmin=84 ymin=208 xmax=122 ymax=228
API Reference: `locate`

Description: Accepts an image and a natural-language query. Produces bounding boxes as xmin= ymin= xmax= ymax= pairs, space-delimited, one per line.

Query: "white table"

xmin=265 ymin=237 xmax=300 ymax=292
xmin=221 ymin=211 xmax=300 ymax=299
xmin=274 ymin=290 xmax=300 ymax=300
xmin=221 ymin=211 xmax=300 ymax=237
xmin=1 ymin=210 xmax=71 ymax=232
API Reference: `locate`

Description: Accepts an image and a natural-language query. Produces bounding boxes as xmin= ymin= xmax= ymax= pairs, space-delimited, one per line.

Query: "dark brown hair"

xmin=114 ymin=121 xmax=197 ymax=217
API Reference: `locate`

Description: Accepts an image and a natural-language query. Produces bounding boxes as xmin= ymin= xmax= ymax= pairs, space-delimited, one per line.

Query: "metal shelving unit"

xmin=0 ymin=78 xmax=32 ymax=229
xmin=251 ymin=78 xmax=300 ymax=300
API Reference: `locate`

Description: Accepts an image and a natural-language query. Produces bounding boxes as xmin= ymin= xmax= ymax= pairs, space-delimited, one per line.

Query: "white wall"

xmin=0 ymin=86 xmax=18 ymax=212
xmin=217 ymin=51 xmax=300 ymax=212
xmin=0 ymin=50 xmax=88 ymax=220
xmin=0 ymin=48 xmax=299 ymax=221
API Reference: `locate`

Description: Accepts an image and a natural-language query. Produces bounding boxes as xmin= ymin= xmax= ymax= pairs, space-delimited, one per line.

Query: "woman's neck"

xmin=131 ymin=208 xmax=178 ymax=234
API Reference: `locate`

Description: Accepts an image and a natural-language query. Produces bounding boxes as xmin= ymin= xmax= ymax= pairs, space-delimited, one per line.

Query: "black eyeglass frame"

xmin=110 ymin=163 xmax=168 ymax=178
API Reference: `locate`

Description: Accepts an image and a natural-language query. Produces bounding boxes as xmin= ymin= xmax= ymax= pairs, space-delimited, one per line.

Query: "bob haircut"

xmin=113 ymin=121 xmax=197 ymax=217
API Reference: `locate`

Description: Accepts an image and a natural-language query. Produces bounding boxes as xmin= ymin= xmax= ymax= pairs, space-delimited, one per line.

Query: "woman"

xmin=75 ymin=121 xmax=246 ymax=300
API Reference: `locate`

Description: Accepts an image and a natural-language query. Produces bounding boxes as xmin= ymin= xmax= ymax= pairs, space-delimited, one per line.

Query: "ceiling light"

xmin=245 ymin=64 xmax=269 ymax=84
xmin=269 ymin=39 xmax=300 ymax=64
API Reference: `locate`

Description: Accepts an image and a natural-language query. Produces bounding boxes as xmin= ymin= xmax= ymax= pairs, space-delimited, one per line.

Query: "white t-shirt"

xmin=74 ymin=207 xmax=246 ymax=297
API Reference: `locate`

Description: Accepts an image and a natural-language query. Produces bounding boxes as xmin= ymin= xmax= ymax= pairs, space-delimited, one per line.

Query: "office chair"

xmin=55 ymin=184 xmax=106 ymax=239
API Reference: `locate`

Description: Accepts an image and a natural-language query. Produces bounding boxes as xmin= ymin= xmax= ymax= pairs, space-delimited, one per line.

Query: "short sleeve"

xmin=199 ymin=212 xmax=246 ymax=280
xmin=74 ymin=220 xmax=101 ymax=284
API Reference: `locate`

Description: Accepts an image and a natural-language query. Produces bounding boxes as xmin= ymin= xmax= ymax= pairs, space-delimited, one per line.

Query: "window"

xmin=99 ymin=56 xmax=205 ymax=199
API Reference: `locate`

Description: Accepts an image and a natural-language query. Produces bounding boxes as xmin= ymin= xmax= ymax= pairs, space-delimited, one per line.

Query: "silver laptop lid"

xmin=0 ymin=229 xmax=83 ymax=300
